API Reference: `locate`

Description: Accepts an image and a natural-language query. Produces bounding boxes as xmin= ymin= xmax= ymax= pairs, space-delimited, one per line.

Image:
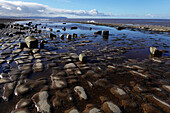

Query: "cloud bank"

xmin=0 ymin=0 xmax=112 ymax=17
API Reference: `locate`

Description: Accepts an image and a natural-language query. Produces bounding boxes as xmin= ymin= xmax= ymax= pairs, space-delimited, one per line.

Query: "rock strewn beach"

xmin=0 ymin=19 xmax=170 ymax=113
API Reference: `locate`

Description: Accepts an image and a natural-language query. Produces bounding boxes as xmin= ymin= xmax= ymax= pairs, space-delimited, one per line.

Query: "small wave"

xmin=87 ymin=20 xmax=96 ymax=23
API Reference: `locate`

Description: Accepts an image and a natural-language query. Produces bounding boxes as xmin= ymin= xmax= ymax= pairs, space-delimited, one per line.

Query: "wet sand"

xmin=0 ymin=19 xmax=170 ymax=113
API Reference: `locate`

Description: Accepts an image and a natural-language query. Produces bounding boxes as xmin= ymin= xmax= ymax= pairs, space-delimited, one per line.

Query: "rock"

xmin=60 ymin=34 xmax=64 ymax=39
xmin=14 ymin=81 xmax=29 ymax=96
xmin=49 ymin=28 xmax=53 ymax=31
xmin=74 ymin=86 xmax=87 ymax=100
xmin=103 ymin=30 xmax=109 ymax=35
xmin=11 ymin=108 xmax=31 ymax=113
xmin=15 ymin=98 xmax=32 ymax=109
xmin=142 ymin=103 xmax=162 ymax=113
xmin=32 ymin=91 xmax=51 ymax=113
xmin=25 ymin=36 xmax=38 ymax=48
xmin=116 ymin=26 xmax=125 ymax=30
xmin=162 ymin=85 xmax=170 ymax=92
xmin=121 ymin=99 xmax=138 ymax=109
xmin=110 ymin=86 xmax=129 ymax=99
xmin=56 ymin=30 xmax=60 ymax=32
xmin=0 ymin=78 xmax=11 ymax=84
xmin=146 ymin=95 xmax=170 ymax=113
xmin=69 ymin=53 xmax=79 ymax=59
xmin=73 ymin=33 xmax=77 ymax=38
xmin=65 ymin=107 xmax=79 ymax=113
xmin=49 ymin=33 xmax=56 ymax=39
xmin=83 ymin=104 xmax=103 ymax=113
xmin=94 ymin=79 xmax=112 ymax=88
xmin=33 ymin=63 xmax=44 ymax=72
xmin=64 ymin=63 xmax=76 ymax=69
xmin=150 ymin=47 xmax=162 ymax=56
xmin=99 ymin=96 xmax=109 ymax=103
xmin=89 ymin=27 xmax=92 ymax=30
xmin=0 ymin=23 xmax=6 ymax=29
xmin=19 ymin=42 xmax=28 ymax=49
xmin=70 ymin=27 xmax=78 ymax=30
xmin=62 ymin=27 xmax=66 ymax=31
xmin=130 ymin=70 xmax=149 ymax=79
xmin=102 ymin=101 xmax=121 ymax=113
xmin=79 ymin=53 xmax=87 ymax=62
xmin=51 ymin=75 xmax=67 ymax=89
xmin=94 ymin=30 xmax=102 ymax=35
xmin=66 ymin=34 xmax=72 ymax=39
xmin=2 ymin=82 xmax=16 ymax=101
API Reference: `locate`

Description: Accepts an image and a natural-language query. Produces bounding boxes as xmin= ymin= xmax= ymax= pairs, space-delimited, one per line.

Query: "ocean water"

xmin=67 ymin=19 xmax=170 ymax=27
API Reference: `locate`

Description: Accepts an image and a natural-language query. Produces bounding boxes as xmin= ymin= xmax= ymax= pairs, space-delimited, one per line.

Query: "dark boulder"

xmin=25 ymin=36 xmax=38 ymax=49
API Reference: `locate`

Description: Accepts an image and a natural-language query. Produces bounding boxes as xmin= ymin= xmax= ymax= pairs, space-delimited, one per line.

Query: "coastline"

xmin=64 ymin=20 xmax=170 ymax=32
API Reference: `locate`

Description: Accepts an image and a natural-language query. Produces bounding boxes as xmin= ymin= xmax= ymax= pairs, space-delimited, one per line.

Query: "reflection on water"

xmin=12 ymin=20 xmax=170 ymax=60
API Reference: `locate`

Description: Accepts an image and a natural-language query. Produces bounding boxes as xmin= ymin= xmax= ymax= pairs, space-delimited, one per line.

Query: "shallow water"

xmin=13 ymin=20 xmax=170 ymax=59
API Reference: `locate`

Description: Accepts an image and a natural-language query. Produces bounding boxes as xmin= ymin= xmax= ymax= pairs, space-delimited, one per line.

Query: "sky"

xmin=0 ymin=0 xmax=170 ymax=18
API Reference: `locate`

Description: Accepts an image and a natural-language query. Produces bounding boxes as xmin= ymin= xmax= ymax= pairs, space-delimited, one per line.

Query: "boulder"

xmin=74 ymin=86 xmax=87 ymax=100
xmin=32 ymin=91 xmax=51 ymax=113
xmin=56 ymin=30 xmax=60 ymax=32
xmin=79 ymin=53 xmax=87 ymax=62
xmin=103 ymin=30 xmax=109 ymax=35
xmin=19 ymin=42 xmax=28 ymax=49
xmin=66 ymin=34 xmax=72 ymax=39
xmin=73 ymin=33 xmax=77 ymax=38
xmin=94 ymin=30 xmax=102 ymax=35
xmin=102 ymin=101 xmax=121 ymax=113
xmin=2 ymin=82 xmax=16 ymax=101
xmin=70 ymin=27 xmax=78 ymax=30
xmin=49 ymin=33 xmax=56 ymax=39
xmin=25 ymin=36 xmax=38 ymax=49
xmin=150 ymin=47 xmax=162 ymax=56
xmin=60 ymin=34 xmax=64 ymax=39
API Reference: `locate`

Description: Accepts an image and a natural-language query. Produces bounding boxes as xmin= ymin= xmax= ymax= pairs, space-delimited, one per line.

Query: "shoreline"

xmin=63 ymin=20 xmax=170 ymax=32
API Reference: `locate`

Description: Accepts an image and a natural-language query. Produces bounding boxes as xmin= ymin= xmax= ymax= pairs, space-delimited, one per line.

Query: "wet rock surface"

xmin=0 ymin=20 xmax=170 ymax=113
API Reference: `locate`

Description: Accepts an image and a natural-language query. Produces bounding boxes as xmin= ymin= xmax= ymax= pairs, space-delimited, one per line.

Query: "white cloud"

xmin=0 ymin=0 xmax=111 ymax=17
xmin=16 ymin=6 xmax=22 ymax=11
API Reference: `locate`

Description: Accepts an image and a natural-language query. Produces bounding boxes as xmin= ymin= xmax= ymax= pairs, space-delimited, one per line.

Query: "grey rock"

xmin=32 ymin=91 xmax=51 ymax=113
xmin=74 ymin=86 xmax=87 ymax=100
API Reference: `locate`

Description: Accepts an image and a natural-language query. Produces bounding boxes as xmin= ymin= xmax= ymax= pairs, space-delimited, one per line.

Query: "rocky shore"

xmin=64 ymin=20 xmax=170 ymax=32
xmin=0 ymin=20 xmax=170 ymax=113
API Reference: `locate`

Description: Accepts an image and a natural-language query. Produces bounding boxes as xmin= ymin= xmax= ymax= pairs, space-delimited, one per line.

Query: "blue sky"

xmin=0 ymin=0 xmax=170 ymax=18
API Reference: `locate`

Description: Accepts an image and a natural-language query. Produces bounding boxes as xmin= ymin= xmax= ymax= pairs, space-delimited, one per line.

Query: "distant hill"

xmin=0 ymin=16 xmax=68 ymax=20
